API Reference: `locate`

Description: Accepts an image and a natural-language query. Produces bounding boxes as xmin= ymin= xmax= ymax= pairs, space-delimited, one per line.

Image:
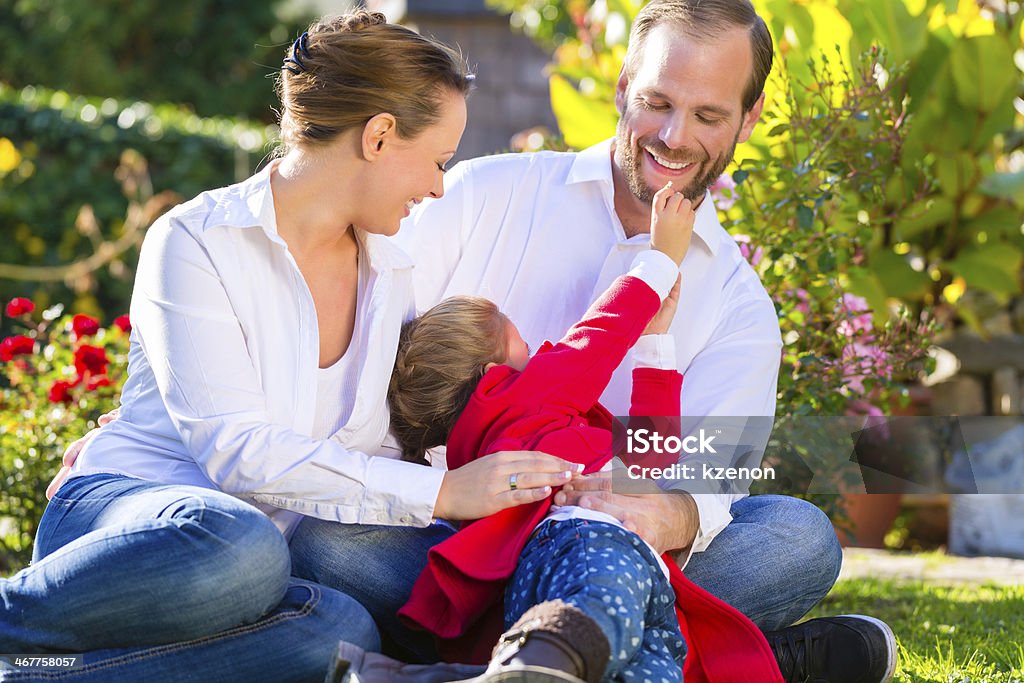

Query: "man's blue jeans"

xmin=288 ymin=494 xmax=844 ymax=663
xmin=0 ymin=474 xmax=379 ymax=682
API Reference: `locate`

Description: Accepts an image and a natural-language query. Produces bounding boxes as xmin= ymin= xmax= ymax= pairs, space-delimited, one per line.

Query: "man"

xmin=391 ymin=1 xmax=897 ymax=681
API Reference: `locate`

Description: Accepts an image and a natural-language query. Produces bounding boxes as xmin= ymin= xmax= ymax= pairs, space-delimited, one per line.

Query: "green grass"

xmin=806 ymin=578 xmax=1024 ymax=682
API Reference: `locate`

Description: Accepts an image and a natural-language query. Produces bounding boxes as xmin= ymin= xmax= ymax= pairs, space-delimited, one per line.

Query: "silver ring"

xmin=509 ymin=473 xmax=519 ymax=491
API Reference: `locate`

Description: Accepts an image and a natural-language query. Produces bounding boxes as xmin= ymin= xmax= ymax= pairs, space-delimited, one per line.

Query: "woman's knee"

xmin=156 ymin=494 xmax=292 ymax=624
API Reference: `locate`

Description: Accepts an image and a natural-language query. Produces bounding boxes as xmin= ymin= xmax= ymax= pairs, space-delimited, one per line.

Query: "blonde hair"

xmin=275 ymin=10 xmax=474 ymax=153
xmin=389 ymin=297 xmax=509 ymax=465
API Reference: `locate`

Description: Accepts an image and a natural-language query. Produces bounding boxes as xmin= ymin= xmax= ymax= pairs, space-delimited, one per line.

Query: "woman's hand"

xmin=434 ymin=450 xmax=584 ymax=521
xmin=45 ymin=408 xmax=120 ymax=500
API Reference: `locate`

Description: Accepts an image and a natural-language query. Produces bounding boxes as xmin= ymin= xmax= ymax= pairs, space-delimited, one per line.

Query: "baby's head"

xmin=388 ymin=296 xmax=530 ymax=464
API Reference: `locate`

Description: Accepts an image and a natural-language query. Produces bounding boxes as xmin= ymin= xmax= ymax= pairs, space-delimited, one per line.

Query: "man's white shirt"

xmin=394 ymin=139 xmax=783 ymax=561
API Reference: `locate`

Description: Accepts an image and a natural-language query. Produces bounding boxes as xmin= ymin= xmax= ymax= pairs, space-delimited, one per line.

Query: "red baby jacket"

xmin=399 ymin=274 xmax=783 ymax=682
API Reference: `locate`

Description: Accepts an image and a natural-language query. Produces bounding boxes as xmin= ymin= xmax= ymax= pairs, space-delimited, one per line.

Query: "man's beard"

xmin=616 ymin=120 xmax=740 ymax=204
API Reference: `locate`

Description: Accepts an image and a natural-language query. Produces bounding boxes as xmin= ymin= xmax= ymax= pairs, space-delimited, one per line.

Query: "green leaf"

xmin=964 ymin=205 xmax=1024 ymax=239
xmin=979 ymin=171 xmax=1024 ymax=206
xmin=894 ymin=197 xmax=955 ymax=240
xmin=950 ymin=34 xmax=1016 ymax=113
xmin=947 ymin=243 xmax=1023 ymax=296
xmin=935 ymin=152 xmax=979 ymax=199
xmin=870 ymin=249 xmax=932 ymax=300
xmin=548 ymin=74 xmax=619 ymax=151
xmin=842 ymin=0 xmax=929 ymax=69
xmin=797 ymin=205 xmax=814 ymax=230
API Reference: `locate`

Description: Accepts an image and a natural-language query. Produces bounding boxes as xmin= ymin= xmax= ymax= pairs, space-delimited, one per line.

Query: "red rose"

xmin=113 ymin=315 xmax=131 ymax=333
xmin=0 ymin=335 xmax=35 ymax=361
xmin=48 ymin=380 xmax=75 ymax=404
xmin=86 ymin=375 xmax=112 ymax=391
xmin=72 ymin=313 xmax=101 ymax=339
xmin=74 ymin=344 xmax=109 ymax=377
xmin=5 ymin=297 xmax=35 ymax=317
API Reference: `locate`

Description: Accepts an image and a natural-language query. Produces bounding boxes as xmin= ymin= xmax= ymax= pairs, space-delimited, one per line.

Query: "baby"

xmin=390 ymin=184 xmax=693 ymax=683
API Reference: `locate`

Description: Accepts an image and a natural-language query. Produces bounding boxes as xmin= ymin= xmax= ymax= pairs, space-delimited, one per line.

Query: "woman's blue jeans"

xmin=288 ymin=494 xmax=844 ymax=663
xmin=0 ymin=474 xmax=379 ymax=682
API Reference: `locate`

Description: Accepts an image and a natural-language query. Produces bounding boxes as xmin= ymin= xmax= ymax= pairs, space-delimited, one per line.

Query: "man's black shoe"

xmin=764 ymin=615 xmax=897 ymax=683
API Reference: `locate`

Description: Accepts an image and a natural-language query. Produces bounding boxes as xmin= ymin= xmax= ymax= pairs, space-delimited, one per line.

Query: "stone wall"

xmin=930 ymin=299 xmax=1024 ymax=420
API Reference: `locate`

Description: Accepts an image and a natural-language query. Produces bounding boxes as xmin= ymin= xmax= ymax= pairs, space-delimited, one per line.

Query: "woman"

xmin=3 ymin=12 xmax=578 ymax=682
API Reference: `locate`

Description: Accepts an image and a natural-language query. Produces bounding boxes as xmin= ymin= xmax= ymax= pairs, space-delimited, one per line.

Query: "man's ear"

xmin=615 ymin=67 xmax=629 ymax=115
xmin=361 ymin=113 xmax=398 ymax=161
xmin=737 ymin=92 xmax=765 ymax=145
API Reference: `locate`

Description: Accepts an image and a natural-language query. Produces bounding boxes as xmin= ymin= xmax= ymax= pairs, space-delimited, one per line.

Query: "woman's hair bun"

xmin=337 ymin=10 xmax=387 ymax=32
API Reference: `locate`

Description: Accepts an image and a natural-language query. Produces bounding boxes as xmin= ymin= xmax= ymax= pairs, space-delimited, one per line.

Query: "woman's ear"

xmin=361 ymin=113 xmax=398 ymax=161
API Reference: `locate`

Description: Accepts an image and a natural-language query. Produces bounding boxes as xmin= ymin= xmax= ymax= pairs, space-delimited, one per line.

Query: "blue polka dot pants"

xmin=505 ymin=519 xmax=686 ymax=682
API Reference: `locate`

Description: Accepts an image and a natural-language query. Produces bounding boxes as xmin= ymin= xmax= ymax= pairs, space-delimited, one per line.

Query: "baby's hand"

xmin=643 ymin=275 xmax=681 ymax=335
xmin=651 ymin=182 xmax=695 ymax=266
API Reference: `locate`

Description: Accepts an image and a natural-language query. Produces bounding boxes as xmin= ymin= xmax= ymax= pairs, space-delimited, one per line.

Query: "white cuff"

xmin=361 ymin=457 xmax=446 ymax=527
xmin=674 ymin=493 xmax=735 ymax=569
xmin=632 ymin=334 xmax=677 ymax=371
xmin=627 ymin=250 xmax=679 ymax=300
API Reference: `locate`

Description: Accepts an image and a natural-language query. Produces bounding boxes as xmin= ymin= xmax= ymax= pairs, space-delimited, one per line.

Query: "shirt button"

xmin=400 ymin=516 xmax=412 ymax=524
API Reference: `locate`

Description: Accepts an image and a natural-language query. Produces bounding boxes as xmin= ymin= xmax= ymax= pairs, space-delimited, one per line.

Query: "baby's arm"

xmin=510 ymin=184 xmax=693 ymax=413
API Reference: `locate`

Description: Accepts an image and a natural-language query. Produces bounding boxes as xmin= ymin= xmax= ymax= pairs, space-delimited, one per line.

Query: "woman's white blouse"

xmin=69 ymin=164 xmax=445 ymax=537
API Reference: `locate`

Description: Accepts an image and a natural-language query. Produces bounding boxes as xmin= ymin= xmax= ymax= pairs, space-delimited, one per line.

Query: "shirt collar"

xmin=565 ymin=137 xmax=726 ymax=256
xmin=205 ymin=162 xmax=413 ymax=272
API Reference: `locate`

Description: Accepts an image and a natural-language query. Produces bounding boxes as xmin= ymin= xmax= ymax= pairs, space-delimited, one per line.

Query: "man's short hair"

xmin=625 ymin=0 xmax=774 ymax=113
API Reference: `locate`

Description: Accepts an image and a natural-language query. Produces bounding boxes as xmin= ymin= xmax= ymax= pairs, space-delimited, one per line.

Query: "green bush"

xmin=0 ymin=83 xmax=276 ymax=322
xmin=0 ymin=0 xmax=310 ymax=122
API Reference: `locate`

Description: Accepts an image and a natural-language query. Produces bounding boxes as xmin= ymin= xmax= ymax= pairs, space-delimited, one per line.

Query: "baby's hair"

xmin=389 ymin=297 xmax=509 ymax=465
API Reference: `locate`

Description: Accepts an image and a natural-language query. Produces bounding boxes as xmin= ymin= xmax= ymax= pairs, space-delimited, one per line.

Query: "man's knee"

xmin=778 ymin=496 xmax=843 ymax=586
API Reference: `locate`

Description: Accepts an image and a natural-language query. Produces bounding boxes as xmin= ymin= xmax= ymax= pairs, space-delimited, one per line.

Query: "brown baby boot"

xmin=465 ymin=600 xmax=611 ymax=683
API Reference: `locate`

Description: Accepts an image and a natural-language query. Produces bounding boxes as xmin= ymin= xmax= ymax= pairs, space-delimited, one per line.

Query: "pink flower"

xmin=0 ymin=335 xmax=35 ymax=361
xmin=72 ymin=314 xmax=100 ymax=339
xmin=113 ymin=315 xmax=131 ymax=333
xmin=710 ymin=173 xmax=738 ymax=210
xmin=836 ymin=293 xmax=873 ymax=338
xmin=794 ymin=289 xmax=810 ymax=316
xmin=5 ymin=297 xmax=35 ymax=317
xmin=841 ymin=342 xmax=892 ymax=395
xmin=733 ymin=234 xmax=763 ymax=267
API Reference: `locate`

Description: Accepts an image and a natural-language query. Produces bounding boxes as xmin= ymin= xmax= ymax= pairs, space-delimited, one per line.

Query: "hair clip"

xmin=283 ymin=32 xmax=311 ymax=74
xmin=465 ymin=73 xmax=477 ymax=84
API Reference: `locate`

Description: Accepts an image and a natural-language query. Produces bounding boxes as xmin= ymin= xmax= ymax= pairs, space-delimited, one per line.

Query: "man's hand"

xmin=554 ymin=472 xmax=699 ymax=555
xmin=45 ymin=408 xmax=119 ymax=500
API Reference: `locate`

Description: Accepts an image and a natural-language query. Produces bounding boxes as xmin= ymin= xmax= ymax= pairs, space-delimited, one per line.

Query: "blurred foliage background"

xmin=1 ymin=0 xmax=1022 ymax=570
xmin=0 ymin=0 xmax=308 ymax=322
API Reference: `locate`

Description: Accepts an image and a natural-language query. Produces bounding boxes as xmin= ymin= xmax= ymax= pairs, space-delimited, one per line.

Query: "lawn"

xmin=807 ymin=578 xmax=1024 ymax=682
